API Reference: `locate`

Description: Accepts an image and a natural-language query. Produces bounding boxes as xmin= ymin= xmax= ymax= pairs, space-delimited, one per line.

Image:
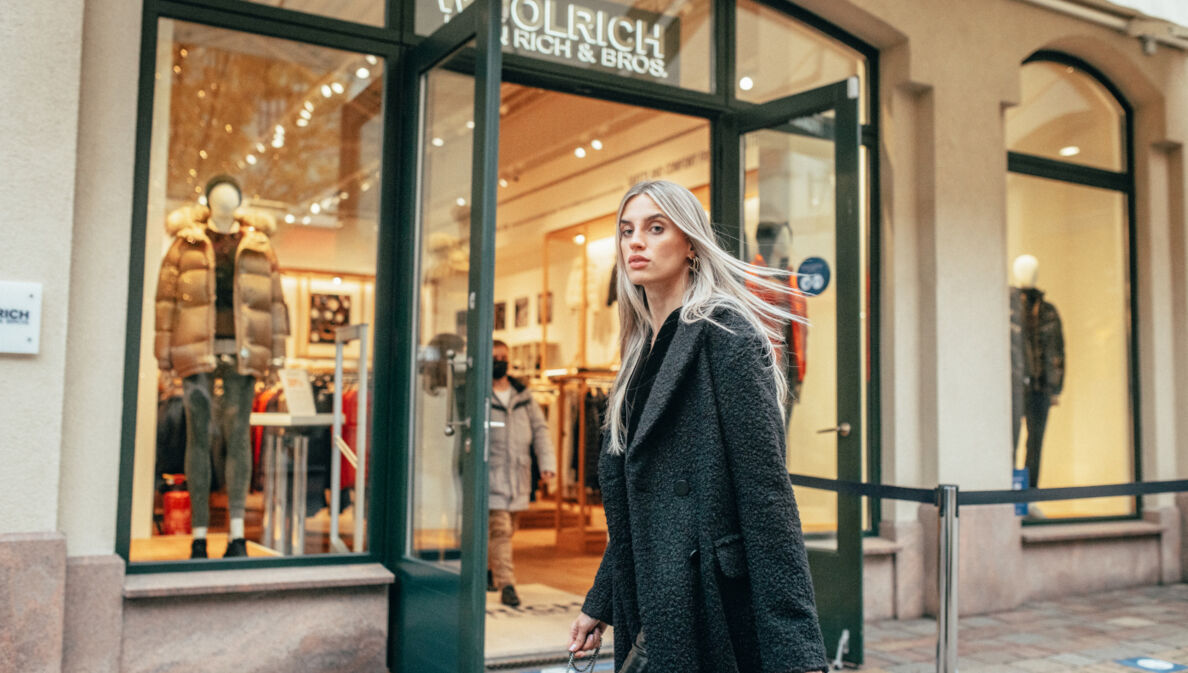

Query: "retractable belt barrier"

xmin=785 ymin=472 xmax=1188 ymax=673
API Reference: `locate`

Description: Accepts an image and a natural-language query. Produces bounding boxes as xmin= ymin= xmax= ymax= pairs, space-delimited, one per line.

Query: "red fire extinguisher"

xmin=162 ymin=473 xmax=192 ymax=535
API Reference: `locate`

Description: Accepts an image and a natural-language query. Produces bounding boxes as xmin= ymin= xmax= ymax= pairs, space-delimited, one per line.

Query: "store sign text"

xmin=430 ymin=0 xmax=681 ymax=84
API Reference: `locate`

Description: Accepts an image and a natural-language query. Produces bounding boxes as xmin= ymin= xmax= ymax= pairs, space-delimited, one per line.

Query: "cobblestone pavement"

xmin=863 ymin=584 xmax=1188 ymax=673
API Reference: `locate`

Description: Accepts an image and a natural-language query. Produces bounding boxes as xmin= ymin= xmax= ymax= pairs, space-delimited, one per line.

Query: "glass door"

xmin=718 ymin=78 xmax=864 ymax=665
xmin=392 ymin=2 xmax=502 ymax=672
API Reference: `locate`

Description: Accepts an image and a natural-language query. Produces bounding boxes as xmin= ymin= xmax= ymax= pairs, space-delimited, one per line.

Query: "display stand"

xmin=549 ymin=371 xmax=614 ymax=554
xmin=251 ymin=412 xmax=334 ymax=555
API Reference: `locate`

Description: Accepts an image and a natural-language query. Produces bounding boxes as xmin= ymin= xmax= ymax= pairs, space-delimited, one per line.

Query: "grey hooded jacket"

xmin=489 ymin=377 xmax=556 ymax=511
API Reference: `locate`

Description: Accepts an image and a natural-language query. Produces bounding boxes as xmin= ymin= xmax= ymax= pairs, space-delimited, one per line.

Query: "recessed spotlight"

xmin=198 ymin=150 xmax=207 ymax=159
xmin=321 ymin=84 xmax=333 ymax=98
xmin=302 ymin=215 xmax=312 ymax=225
xmin=574 ymin=234 xmax=586 ymax=244
xmin=432 ymin=137 xmax=444 ymax=147
xmin=303 ymin=101 xmax=313 ymax=112
xmin=456 ymin=197 xmax=467 ymax=207
xmin=255 ymin=143 xmax=266 ymax=153
xmin=574 ymin=147 xmax=587 ymax=158
xmin=198 ymin=195 xmax=208 ymax=206
xmin=310 ymin=202 xmax=321 ymax=214
xmin=466 ymin=120 xmax=475 ymax=129
xmin=197 ymin=89 xmax=206 ymax=98
xmin=366 ymin=55 xmax=378 ymax=65
xmin=333 ymin=277 xmax=343 ymax=284
xmin=271 ymin=137 xmax=284 ymax=149
xmin=179 ymin=48 xmax=188 ymax=58
xmin=245 ymin=154 xmax=257 ymax=165
xmin=284 ymin=214 xmax=296 ymax=224
xmin=296 ymin=118 xmax=309 ymax=127
xmin=331 ymin=82 xmax=345 ymax=94
xmin=300 ymin=109 xmax=312 ymax=120
xmin=275 ymin=124 xmax=286 ymax=134
xmin=739 ymin=76 xmax=755 ymax=91
xmin=356 ymin=67 xmax=370 ymax=79
xmin=499 ymin=178 xmax=509 ymax=188
xmin=224 ymin=123 xmax=233 ymax=133
xmin=590 ymin=139 xmax=603 ymax=150
xmin=1059 ymin=145 xmax=1081 ymax=157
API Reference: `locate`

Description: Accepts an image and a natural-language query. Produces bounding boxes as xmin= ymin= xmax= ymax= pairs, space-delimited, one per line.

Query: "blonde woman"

xmin=566 ymin=181 xmax=827 ymax=672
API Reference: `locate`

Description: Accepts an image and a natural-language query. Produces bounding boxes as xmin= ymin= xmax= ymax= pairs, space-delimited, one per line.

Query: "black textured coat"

xmin=582 ymin=308 xmax=828 ymax=673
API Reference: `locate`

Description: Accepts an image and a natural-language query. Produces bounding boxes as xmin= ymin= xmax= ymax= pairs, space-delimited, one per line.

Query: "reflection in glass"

xmin=1006 ymin=61 xmax=1125 ymax=171
xmin=1006 ymin=173 xmax=1133 ymax=518
xmin=736 ymin=0 xmax=867 ymax=121
xmin=411 ymin=61 xmax=476 ymax=564
xmin=744 ymin=121 xmax=841 ymax=542
xmin=243 ymin=0 xmax=384 ymax=26
xmin=415 ymin=0 xmax=713 ymax=92
xmin=132 ymin=19 xmax=382 ymax=562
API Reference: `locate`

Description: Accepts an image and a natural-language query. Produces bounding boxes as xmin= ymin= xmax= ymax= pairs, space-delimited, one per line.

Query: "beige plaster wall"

xmin=0 ymin=1 xmax=86 ymax=535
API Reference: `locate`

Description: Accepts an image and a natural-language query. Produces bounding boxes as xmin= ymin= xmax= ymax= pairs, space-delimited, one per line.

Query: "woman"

xmin=566 ymin=181 xmax=828 ymax=673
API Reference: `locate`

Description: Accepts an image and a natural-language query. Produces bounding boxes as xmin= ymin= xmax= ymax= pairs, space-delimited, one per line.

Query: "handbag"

xmin=620 ymin=630 xmax=649 ymax=673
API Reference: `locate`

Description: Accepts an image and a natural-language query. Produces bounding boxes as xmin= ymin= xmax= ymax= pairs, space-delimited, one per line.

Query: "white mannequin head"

xmin=1013 ymin=254 xmax=1039 ymax=288
xmin=204 ymin=176 xmax=242 ymax=234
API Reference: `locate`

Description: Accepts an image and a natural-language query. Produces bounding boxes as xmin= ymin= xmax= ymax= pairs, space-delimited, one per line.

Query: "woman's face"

xmin=619 ymin=194 xmax=693 ymax=290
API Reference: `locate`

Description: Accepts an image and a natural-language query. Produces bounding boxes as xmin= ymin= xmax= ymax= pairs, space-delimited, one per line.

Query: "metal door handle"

xmin=443 ymin=349 xmax=469 ymax=436
xmin=816 ymin=423 xmax=852 ymax=437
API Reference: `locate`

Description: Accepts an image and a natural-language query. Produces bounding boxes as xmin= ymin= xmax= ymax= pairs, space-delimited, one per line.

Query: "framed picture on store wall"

xmin=494 ymin=301 xmax=506 ymax=330
xmin=285 ymin=271 xmax=372 ymax=359
xmin=514 ymin=297 xmax=529 ymax=328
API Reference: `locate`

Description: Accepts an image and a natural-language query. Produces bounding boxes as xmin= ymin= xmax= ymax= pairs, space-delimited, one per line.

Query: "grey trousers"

xmin=183 ymin=357 xmax=255 ymax=529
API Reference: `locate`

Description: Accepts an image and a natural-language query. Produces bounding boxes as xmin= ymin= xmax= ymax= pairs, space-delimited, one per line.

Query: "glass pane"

xmin=243 ymin=0 xmax=384 ymax=26
xmin=736 ymin=0 xmax=868 ymax=122
xmin=1006 ymin=173 xmax=1134 ymax=518
xmin=1006 ymin=61 xmax=1125 ymax=171
xmin=744 ymin=117 xmax=841 ymax=545
xmin=132 ymin=19 xmax=383 ymax=562
xmin=410 ymin=52 xmax=476 ymax=565
xmin=415 ymin=0 xmax=713 ymax=92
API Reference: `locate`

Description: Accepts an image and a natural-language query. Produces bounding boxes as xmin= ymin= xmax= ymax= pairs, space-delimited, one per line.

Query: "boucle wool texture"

xmin=582 ymin=308 xmax=828 ymax=673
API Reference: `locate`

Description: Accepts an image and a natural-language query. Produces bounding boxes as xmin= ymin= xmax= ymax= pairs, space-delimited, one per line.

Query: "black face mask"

xmin=492 ymin=359 xmax=509 ymax=379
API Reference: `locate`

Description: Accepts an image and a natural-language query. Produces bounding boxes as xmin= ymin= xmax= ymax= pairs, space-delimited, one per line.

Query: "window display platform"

xmin=130 ymin=532 xmax=280 ymax=561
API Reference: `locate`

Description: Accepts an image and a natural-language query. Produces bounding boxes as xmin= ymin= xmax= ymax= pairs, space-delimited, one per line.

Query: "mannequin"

xmin=1009 ymin=254 xmax=1065 ymax=490
xmin=155 ymin=174 xmax=288 ymax=559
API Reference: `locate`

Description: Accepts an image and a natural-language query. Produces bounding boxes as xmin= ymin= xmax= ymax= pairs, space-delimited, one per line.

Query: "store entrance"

xmin=483 ymin=85 xmax=709 ymax=667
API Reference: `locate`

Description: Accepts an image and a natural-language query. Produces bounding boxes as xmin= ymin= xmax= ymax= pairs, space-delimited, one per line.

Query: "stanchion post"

xmin=936 ymin=484 xmax=959 ymax=673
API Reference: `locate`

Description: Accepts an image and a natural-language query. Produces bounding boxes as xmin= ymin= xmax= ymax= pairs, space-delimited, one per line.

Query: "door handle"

xmin=816 ymin=422 xmax=852 ymax=437
xmin=443 ymin=349 xmax=470 ymax=437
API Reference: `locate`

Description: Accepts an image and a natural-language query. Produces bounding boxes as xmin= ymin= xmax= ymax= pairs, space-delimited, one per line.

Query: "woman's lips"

xmin=628 ymin=255 xmax=649 ymax=269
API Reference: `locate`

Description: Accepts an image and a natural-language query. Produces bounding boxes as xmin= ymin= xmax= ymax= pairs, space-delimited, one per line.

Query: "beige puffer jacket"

xmin=155 ymin=205 xmax=289 ymax=379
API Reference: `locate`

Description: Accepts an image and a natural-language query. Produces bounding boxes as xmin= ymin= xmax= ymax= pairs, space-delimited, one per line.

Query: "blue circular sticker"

xmin=797 ymin=257 xmax=831 ymax=296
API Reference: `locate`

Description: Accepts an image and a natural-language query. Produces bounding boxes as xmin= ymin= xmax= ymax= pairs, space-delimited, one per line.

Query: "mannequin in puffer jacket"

xmin=155 ymin=175 xmax=289 ymax=559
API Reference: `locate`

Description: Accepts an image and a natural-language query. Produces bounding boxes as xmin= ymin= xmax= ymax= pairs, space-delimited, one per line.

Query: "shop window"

xmin=415 ymin=0 xmax=714 ymax=92
xmin=242 ymin=0 xmax=385 ymax=26
xmin=735 ymin=0 xmax=868 ymax=122
xmin=1004 ymin=57 xmax=1134 ymax=520
xmin=129 ymin=19 xmax=383 ymax=562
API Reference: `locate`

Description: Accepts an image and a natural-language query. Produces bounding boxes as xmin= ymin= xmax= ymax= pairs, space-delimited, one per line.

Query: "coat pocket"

xmin=713 ymin=533 xmax=747 ymax=578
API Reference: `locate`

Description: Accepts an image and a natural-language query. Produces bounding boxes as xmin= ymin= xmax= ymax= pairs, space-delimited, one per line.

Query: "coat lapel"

xmin=625 ymin=317 xmax=706 ymax=462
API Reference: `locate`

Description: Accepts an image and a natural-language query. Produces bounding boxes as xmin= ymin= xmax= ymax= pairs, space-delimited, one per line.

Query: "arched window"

xmin=1004 ymin=52 xmax=1136 ymax=520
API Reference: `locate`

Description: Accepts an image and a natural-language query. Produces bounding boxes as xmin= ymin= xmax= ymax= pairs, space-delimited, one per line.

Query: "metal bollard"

xmin=936 ymin=485 xmax=959 ymax=673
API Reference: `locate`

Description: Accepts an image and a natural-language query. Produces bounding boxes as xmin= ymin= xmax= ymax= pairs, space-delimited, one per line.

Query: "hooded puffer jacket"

xmin=155 ymin=204 xmax=289 ymax=379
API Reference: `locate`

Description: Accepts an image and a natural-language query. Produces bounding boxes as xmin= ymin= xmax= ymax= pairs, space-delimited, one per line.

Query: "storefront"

xmin=1 ymin=0 xmax=1186 ymax=671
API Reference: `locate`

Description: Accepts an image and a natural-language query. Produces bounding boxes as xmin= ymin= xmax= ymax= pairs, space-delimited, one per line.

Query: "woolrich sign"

xmin=422 ymin=0 xmax=682 ymax=85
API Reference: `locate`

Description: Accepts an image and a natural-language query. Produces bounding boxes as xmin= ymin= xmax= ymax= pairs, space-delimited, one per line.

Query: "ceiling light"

xmin=333 ymin=277 xmax=343 ymax=284
xmin=275 ymin=124 xmax=286 ymax=134
xmin=322 ymin=197 xmax=334 ymax=209
xmin=321 ymin=84 xmax=333 ymax=98
xmin=245 ymin=154 xmax=257 ymax=165
xmin=300 ymin=109 xmax=312 ymax=120
xmin=199 ymin=150 xmax=208 ymax=159
xmin=574 ymin=147 xmax=587 ymax=158
xmin=432 ymin=137 xmax=444 ymax=147
xmin=197 ymin=89 xmax=206 ymax=99
xmin=590 ymin=139 xmax=603 ymax=150
xmin=172 ymin=65 xmax=181 ymax=74
xmin=224 ymin=123 xmax=233 ymax=133
xmin=499 ymin=178 xmax=508 ymax=188
xmin=456 ymin=197 xmax=467 ymax=206
xmin=271 ymin=137 xmax=284 ymax=149
xmin=356 ymin=67 xmax=371 ymax=79
xmin=179 ymin=48 xmax=188 ymax=58
xmin=339 ymin=191 xmax=349 ymax=199
xmin=255 ymin=143 xmax=266 ymax=153
xmin=466 ymin=120 xmax=475 ymax=129
xmin=296 ymin=118 xmax=309 ymax=127
xmin=302 ymin=215 xmax=312 ymax=225
xmin=188 ymin=168 xmax=197 ymax=177
xmin=236 ymin=160 xmax=245 ymax=169
xmin=198 ymin=195 xmax=208 ymax=206
xmin=331 ymin=82 xmax=345 ymax=94
xmin=284 ymin=214 xmax=296 ymax=224
xmin=310 ymin=202 xmax=321 ymax=214
xmin=574 ymin=234 xmax=586 ymax=244
xmin=366 ymin=55 xmax=378 ymax=65
xmin=1059 ymin=145 xmax=1081 ymax=157
xmin=194 ymin=186 xmax=202 ymax=194
xmin=739 ymin=76 xmax=754 ymax=91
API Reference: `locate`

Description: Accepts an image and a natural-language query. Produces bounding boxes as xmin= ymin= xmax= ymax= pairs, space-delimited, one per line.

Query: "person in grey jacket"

xmin=567 ymin=181 xmax=827 ymax=673
xmin=489 ymin=339 xmax=555 ymax=607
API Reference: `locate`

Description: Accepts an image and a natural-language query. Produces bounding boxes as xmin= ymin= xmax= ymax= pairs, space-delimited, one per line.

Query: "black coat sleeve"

xmin=706 ymin=313 xmax=828 ymax=673
xmin=581 ymin=544 xmax=614 ymax=625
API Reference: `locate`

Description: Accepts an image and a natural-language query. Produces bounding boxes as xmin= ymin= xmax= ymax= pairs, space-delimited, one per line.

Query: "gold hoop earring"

xmin=690 ymin=256 xmax=701 ymax=274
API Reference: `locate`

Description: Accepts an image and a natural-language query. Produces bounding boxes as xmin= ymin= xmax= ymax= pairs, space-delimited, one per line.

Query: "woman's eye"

xmin=621 ymin=228 xmax=633 ymax=237
xmin=650 ymin=224 xmax=664 ymax=234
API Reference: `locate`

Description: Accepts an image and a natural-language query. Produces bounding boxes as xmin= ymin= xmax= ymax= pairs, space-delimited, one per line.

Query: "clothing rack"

xmin=549 ymin=370 xmax=615 ymax=554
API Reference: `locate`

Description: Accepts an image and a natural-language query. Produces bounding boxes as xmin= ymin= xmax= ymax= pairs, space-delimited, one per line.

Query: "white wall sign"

xmin=0 ymin=281 xmax=42 ymax=355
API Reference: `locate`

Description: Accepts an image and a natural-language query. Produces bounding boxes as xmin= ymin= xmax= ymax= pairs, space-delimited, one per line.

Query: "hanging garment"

xmin=746 ymin=254 xmax=809 ymax=418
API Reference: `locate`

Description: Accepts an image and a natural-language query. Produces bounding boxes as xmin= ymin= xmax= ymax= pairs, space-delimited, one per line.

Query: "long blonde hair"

xmin=605 ymin=180 xmax=805 ymax=455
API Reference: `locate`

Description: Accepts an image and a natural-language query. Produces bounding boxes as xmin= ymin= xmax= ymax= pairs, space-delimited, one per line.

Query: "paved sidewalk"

xmin=864 ymin=584 xmax=1188 ymax=673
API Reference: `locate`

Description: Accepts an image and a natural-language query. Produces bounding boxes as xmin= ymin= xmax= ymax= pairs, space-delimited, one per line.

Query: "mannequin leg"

xmin=1024 ymin=391 xmax=1052 ymax=489
xmin=1011 ymin=386 xmax=1023 ymax=466
xmin=217 ymin=363 xmax=255 ymax=539
xmin=182 ymin=372 xmax=215 ymax=534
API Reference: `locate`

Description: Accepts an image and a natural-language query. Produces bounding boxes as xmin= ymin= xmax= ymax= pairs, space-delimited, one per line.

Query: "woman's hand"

xmin=568 ymin=611 xmax=606 ymax=656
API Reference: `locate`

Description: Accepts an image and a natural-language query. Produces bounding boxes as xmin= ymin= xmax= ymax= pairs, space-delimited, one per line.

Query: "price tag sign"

xmin=797 ymin=257 xmax=831 ymax=297
xmin=279 ymin=368 xmax=317 ymax=417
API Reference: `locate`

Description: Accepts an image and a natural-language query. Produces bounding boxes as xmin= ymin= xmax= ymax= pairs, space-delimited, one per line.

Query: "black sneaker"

xmin=487 ymin=569 xmax=497 ymax=592
xmin=223 ymin=538 xmax=248 ymax=558
xmin=190 ymin=539 xmax=207 ymax=559
xmin=501 ymin=585 xmax=521 ymax=607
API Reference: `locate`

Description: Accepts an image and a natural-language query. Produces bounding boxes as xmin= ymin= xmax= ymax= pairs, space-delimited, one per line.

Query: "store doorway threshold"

xmin=484 ymin=583 xmax=614 ymax=671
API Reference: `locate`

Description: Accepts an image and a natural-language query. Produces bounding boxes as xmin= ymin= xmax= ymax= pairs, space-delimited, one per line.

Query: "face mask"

xmin=492 ymin=359 xmax=509 ymax=379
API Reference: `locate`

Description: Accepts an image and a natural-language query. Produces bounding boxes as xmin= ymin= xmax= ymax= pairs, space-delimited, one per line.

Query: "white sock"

xmin=193 ymin=526 xmax=208 ymax=540
xmin=230 ymin=518 xmax=244 ymax=540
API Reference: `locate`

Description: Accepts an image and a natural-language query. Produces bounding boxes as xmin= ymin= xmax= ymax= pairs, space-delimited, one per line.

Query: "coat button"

xmin=688 ymin=548 xmax=700 ymax=564
xmin=674 ymin=480 xmax=690 ymax=496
